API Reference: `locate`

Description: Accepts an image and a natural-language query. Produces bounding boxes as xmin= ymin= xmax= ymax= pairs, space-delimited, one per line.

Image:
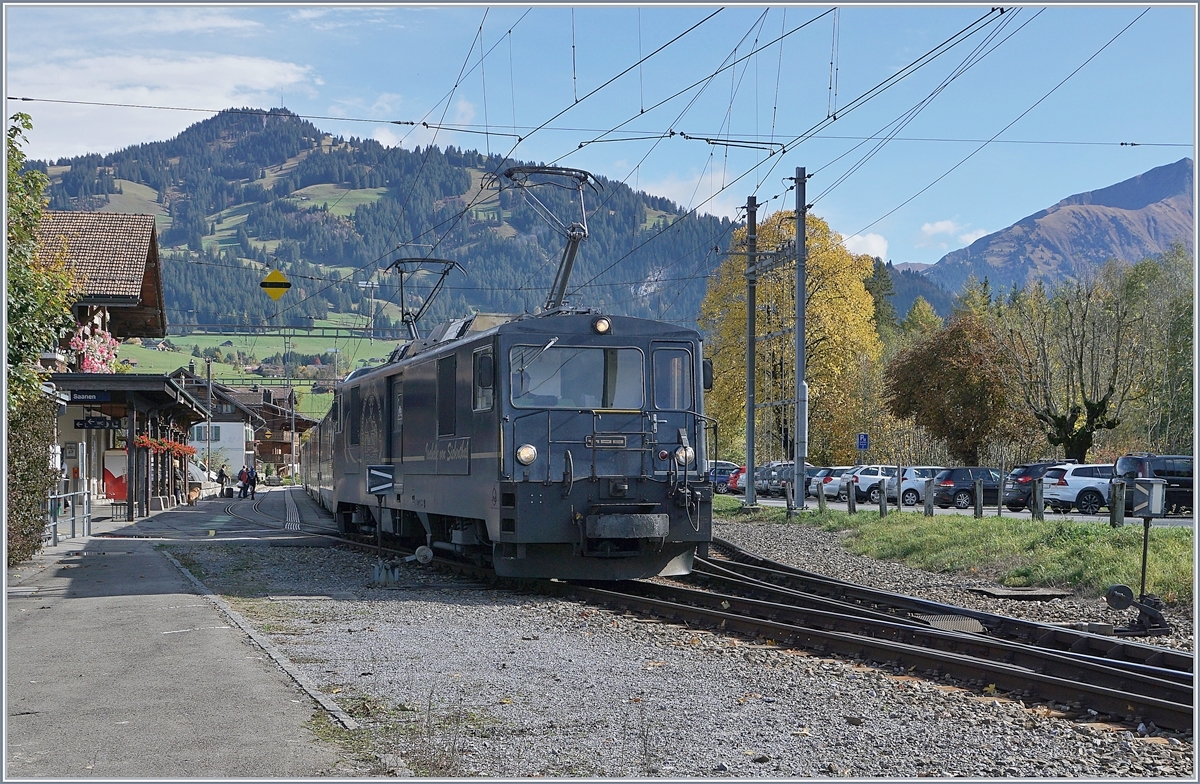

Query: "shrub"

xmin=7 ymin=393 xmax=58 ymax=565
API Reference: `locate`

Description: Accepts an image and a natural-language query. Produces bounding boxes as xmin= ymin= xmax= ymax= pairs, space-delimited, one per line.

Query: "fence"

xmin=43 ymin=490 xmax=92 ymax=547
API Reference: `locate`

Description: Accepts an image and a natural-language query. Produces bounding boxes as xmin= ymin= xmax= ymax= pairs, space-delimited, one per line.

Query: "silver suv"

xmin=886 ymin=466 xmax=945 ymax=506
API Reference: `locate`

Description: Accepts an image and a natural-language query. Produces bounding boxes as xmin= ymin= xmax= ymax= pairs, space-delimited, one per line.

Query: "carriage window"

xmin=473 ymin=348 xmax=494 ymax=411
xmin=509 ymin=346 xmax=643 ymax=409
xmin=437 ymin=355 xmax=456 ymax=436
xmin=349 ymin=386 xmax=361 ymax=445
xmin=653 ymin=348 xmax=693 ymax=410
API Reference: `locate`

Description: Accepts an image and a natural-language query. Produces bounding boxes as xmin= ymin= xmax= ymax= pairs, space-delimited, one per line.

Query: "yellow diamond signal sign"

xmin=260 ymin=269 xmax=291 ymax=300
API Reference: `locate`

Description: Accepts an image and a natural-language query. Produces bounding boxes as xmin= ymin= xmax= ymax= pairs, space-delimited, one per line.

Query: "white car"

xmin=1043 ymin=463 xmax=1114 ymax=515
xmin=844 ymin=465 xmax=899 ymax=504
xmin=808 ymin=466 xmax=852 ymax=500
xmin=886 ymin=466 xmax=946 ymax=506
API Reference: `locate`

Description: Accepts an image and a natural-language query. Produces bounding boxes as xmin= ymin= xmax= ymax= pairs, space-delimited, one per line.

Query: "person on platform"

xmin=237 ymin=465 xmax=249 ymax=499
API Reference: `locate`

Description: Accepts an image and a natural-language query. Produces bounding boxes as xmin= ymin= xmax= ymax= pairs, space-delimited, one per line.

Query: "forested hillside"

xmin=34 ymin=109 xmax=735 ymax=331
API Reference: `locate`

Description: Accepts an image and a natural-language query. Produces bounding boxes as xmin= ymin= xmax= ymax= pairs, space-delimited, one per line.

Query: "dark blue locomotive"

xmin=302 ymin=309 xmax=714 ymax=580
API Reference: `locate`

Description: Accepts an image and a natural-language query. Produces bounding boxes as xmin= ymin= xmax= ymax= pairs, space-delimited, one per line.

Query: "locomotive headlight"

xmin=516 ymin=444 xmax=538 ymax=465
xmin=674 ymin=446 xmax=694 ymax=465
xmin=591 ymin=316 xmax=612 ymax=334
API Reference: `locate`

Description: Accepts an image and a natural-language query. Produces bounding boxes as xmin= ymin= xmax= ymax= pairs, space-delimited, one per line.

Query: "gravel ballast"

xmin=166 ymin=528 xmax=1194 ymax=778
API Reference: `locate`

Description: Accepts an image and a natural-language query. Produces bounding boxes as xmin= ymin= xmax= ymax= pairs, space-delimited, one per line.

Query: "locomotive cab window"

xmin=437 ymin=355 xmax=457 ymax=436
xmin=473 ymin=348 xmax=494 ymax=411
xmin=653 ymin=348 xmax=694 ymax=410
xmin=510 ymin=346 xmax=643 ymax=409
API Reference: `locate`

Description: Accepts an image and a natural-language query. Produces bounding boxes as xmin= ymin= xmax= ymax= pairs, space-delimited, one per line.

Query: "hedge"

xmin=7 ymin=393 xmax=58 ymax=566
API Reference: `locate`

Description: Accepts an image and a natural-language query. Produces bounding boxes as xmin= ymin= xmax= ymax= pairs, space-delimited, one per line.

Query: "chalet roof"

xmin=168 ymin=368 xmax=265 ymax=425
xmin=224 ymin=386 xmax=318 ymax=431
xmin=35 ymin=211 xmax=167 ymax=338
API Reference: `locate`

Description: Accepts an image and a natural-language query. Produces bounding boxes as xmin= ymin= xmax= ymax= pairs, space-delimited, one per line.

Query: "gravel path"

xmin=166 ymin=537 xmax=1194 ymax=778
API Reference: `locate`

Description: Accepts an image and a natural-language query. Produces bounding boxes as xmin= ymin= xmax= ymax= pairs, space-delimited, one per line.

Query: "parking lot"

xmin=735 ymin=493 xmax=1195 ymax=528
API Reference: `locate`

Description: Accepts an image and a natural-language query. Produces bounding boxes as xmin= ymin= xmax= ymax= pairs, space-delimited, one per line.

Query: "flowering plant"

xmin=69 ymin=325 xmax=120 ymax=373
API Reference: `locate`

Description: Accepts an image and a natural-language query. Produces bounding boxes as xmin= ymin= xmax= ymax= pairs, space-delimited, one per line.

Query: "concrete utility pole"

xmin=284 ymin=336 xmax=296 ymax=478
xmin=205 ymin=358 xmax=213 ymax=477
xmin=744 ymin=196 xmax=758 ymax=507
xmin=793 ymin=168 xmax=809 ymax=510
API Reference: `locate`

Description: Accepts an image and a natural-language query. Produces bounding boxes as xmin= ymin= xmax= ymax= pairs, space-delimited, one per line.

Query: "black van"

xmin=1112 ymin=453 xmax=1193 ymax=514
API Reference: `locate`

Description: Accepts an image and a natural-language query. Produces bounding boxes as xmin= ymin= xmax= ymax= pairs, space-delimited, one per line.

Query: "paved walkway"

xmin=5 ymin=491 xmax=349 ymax=779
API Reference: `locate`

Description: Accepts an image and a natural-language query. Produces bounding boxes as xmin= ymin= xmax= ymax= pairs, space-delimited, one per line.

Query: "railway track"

xmin=699 ymin=538 xmax=1194 ymax=680
xmin=211 ymin=492 xmax=1195 ymax=730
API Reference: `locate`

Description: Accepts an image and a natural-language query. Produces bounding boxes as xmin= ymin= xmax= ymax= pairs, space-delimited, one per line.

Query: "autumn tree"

xmin=994 ymin=263 xmax=1140 ymax=462
xmin=898 ymin=296 xmax=943 ymax=342
xmin=699 ymin=210 xmax=880 ymax=465
xmin=884 ymin=312 xmax=1030 ymax=465
xmin=1117 ymin=245 xmax=1193 ymax=454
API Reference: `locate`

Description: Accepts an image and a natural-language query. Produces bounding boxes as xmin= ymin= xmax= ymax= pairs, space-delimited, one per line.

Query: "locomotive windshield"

xmin=510 ymin=345 xmax=643 ymax=409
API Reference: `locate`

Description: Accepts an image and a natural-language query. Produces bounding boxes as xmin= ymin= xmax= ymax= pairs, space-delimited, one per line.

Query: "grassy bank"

xmin=711 ymin=495 xmax=1194 ymax=605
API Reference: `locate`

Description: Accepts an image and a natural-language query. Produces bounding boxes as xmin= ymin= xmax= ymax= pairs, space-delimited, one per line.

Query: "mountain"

xmin=889 ymin=263 xmax=956 ymax=319
xmin=30 ymin=109 xmax=734 ymax=332
xmin=923 ymin=158 xmax=1193 ymax=295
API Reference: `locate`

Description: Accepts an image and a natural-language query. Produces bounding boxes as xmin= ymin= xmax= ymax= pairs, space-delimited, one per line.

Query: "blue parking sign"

xmin=856 ymin=432 xmax=869 ymax=450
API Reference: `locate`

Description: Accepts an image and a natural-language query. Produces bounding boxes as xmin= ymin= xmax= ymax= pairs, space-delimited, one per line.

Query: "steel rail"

xmin=552 ymin=580 xmax=1192 ymax=730
xmin=691 ymin=557 xmax=1195 ymax=686
xmin=610 ymin=578 xmax=1191 ymax=707
xmin=708 ymin=537 xmax=1194 ymax=677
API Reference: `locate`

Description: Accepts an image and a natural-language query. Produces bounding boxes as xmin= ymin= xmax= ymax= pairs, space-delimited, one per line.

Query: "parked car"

xmin=931 ymin=467 xmax=1002 ymax=509
xmin=767 ymin=463 xmax=820 ymax=497
xmin=1042 ymin=463 xmax=1113 ymax=514
xmin=754 ymin=461 xmax=788 ymax=497
xmin=1003 ymin=460 xmax=1075 ymax=511
xmin=807 ymin=466 xmax=841 ymax=498
xmin=844 ymin=465 xmax=899 ymax=504
xmin=727 ymin=466 xmax=748 ymax=494
xmin=708 ymin=464 xmax=739 ymax=494
xmin=708 ymin=459 xmax=739 ymax=473
xmin=886 ymin=466 xmax=945 ymax=506
xmin=1112 ymin=453 xmax=1194 ymax=515
xmin=835 ymin=465 xmax=864 ymax=502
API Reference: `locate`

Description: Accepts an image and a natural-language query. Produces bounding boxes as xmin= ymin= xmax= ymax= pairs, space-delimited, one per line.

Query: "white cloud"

xmin=9 ymin=52 xmax=315 ymax=159
xmin=370 ymin=93 xmax=403 ymax=116
xmin=958 ymin=228 xmax=989 ymax=244
xmin=636 ymin=172 xmax=742 ymax=219
xmin=844 ymin=233 xmax=889 ymax=260
xmin=452 ymin=99 xmax=476 ymax=126
xmin=921 ymin=219 xmax=960 ymax=236
xmin=120 ymin=9 xmax=262 ymax=35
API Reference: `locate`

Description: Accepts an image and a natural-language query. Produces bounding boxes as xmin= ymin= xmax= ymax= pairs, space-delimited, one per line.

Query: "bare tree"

xmin=997 ymin=263 xmax=1139 ymax=462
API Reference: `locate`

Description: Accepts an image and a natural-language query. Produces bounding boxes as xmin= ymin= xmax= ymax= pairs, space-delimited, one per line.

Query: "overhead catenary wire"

xmin=567 ymin=8 xmax=1009 ymax=299
xmin=845 ymin=7 xmax=1151 ymax=242
xmin=810 ymin=7 xmax=1041 ymax=205
xmin=14 ymin=95 xmax=1181 ymax=149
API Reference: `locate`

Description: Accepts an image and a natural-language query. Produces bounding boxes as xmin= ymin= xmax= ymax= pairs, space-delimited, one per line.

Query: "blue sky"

xmin=5 ymin=4 xmax=1195 ymax=266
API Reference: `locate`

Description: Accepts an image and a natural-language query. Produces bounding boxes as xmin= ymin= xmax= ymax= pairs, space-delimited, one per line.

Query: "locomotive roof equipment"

xmin=383 ymin=257 xmax=465 ymax=341
xmin=487 ymin=165 xmax=601 ymax=311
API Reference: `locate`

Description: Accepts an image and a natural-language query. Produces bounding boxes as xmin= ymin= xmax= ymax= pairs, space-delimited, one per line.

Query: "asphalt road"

xmin=726 ymin=492 xmax=1195 ymax=528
